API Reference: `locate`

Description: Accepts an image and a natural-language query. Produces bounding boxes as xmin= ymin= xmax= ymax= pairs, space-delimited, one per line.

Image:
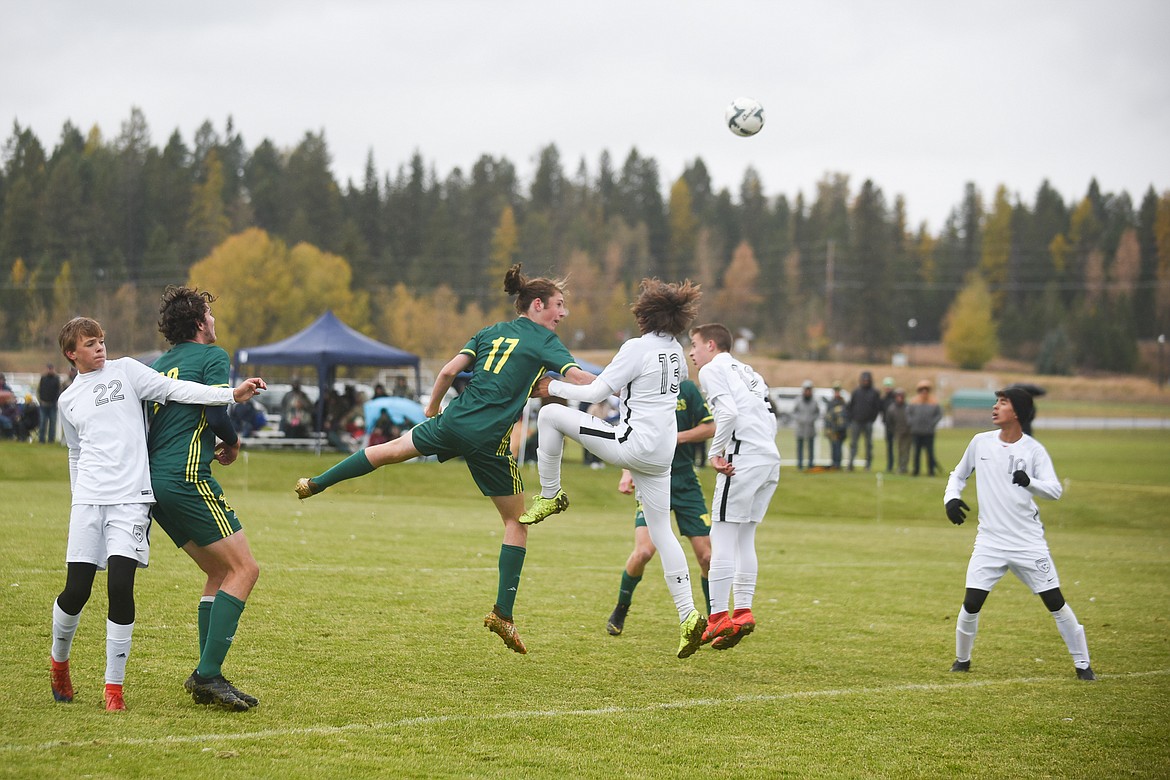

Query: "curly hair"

xmin=631 ymin=278 xmax=702 ymax=336
xmin=503 ymin=264 xmax=566 ymax=315
xmin=158 ymin=286 xmax=215 ymax=345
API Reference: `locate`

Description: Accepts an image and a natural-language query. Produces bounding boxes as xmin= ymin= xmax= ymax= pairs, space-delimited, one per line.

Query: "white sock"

xmin=1051 ymin=604 xmax=1090 ymax=668
xmin=662 ymin=568 xmax=696 ymax=620
xmin=536 ymin=448 xmax=562 ymax=498
xmin=733 ymin=572 xmax=758 ymax=612
xmin=52 ymin=600 xmax=81 ymax=663
xmin=105 ymin=620 xmax=134 ymax=685
xmin=956 ymin=606 xmax=979 ymax=662
xmin=708 ymin=522 xmax=737 ymax=614
xmin=732 ymin=523 xmax=759 ymax=611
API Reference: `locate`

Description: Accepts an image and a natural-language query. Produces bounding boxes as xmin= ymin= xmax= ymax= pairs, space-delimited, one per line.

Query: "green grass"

xmin=2 ymin=430 xmax=1169 ymax=778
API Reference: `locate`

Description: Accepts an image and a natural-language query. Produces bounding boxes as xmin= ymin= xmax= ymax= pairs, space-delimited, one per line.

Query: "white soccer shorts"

xmin=965 ymin=547 xmax=1060 ymax=594
xmin=712 ymin=461 xmax=779 ymax=524
xmin=66 ymin=503 xmax=152 ymax=569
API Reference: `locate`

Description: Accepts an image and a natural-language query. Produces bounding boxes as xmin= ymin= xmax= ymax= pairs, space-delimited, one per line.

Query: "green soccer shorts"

xmin=410 ymin=415 xmax=523 ymax=497
xmin=151 ymin=477 xmax=242 ymax=548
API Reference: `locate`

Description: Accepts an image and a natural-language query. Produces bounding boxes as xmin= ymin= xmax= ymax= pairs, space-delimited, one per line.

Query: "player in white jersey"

xmin=943 ymin=386 xmax=1095 ymax=680
xmin=522 ymin=279 xmax=709 ymax=659
xmin=49 ymin=317 xmax=265 ymax=710
xmin=688 ymin=323 xmax=780 ymax=650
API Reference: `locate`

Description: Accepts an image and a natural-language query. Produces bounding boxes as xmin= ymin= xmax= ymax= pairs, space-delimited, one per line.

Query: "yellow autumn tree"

xmin=713 ymin=240 xmax=764 ymax=327
xmin=942 ymin=273 xmax=999 ymax=369
xmin=980 ymin=185 xmax=1012 ymax=314
xmin=188 ymin=228 xmax=369 ymax=357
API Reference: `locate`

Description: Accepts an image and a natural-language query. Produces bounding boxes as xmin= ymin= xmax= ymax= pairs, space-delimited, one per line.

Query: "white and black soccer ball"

xmin=725 ymin=97 xmax=765 ymax=137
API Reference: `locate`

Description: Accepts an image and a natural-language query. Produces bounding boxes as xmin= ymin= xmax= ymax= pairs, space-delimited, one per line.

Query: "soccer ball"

xmin=725 ymin=97 xmax=765 ymax=137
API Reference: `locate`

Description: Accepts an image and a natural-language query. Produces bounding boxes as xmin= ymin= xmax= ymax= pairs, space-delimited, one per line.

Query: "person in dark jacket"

xmin=39 ymin=363 xmax=63 ymax=443
xmin=846 ymin=370 xmax=883 ymax=471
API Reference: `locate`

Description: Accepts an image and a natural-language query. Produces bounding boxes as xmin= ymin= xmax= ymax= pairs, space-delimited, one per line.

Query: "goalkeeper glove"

xmin=946 ymin=498 xmax=970 ymax=525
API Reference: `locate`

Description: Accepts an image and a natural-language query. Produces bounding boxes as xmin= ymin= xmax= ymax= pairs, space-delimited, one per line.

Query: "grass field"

xmin=2 ymin=429 xmax=1168 ymax=779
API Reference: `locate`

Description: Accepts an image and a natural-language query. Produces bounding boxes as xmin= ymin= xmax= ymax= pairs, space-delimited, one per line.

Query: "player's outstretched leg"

xmin=518 ymin=490 xmax=569 ymax=525
xmin=676 ymin=609 xmax=707 ymax=659
xmin=484 ymin=610 xmax=528 ymax=654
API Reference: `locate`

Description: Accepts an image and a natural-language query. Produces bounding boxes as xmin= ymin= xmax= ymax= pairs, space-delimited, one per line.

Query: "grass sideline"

xmin=1 ymin=429 xmax=1168 ymax=778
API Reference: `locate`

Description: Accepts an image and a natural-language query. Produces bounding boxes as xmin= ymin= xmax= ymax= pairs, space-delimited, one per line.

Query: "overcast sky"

xmin=3 ymin=1 xmax=1168 ymax=232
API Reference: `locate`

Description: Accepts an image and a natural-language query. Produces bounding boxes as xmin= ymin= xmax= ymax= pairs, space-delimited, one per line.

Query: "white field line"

xmin=5 ymin=669 xmax=1167 ymax=754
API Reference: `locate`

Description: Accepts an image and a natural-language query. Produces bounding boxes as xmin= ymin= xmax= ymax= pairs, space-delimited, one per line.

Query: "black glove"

xmin=946 ymin=498 xmax=970 ymax=525
xmin=1012 ymin=469 xmax=1030 ymax=487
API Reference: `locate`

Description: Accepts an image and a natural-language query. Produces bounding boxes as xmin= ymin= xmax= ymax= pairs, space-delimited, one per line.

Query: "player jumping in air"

xmin=688 ymin=323 xmax=780 ymax=651
xmin=523 ymin=278 xmax=709 ymax=659
xmin=606 ymin=378 xmax=714 ymax=636
xmin=295 ymin=265 xmax=593 ymax=654
xmin=944 ymin=386 xmax=1095 ymax=680
xmin=50 ymin=317 xmax=264 ymax=710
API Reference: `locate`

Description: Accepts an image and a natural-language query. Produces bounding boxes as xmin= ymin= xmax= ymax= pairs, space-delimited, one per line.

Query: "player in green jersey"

xmin=606 ymin=379 xmax=714 ymax=636
xmin=296 ymin=265 xmax=593 ymax=653
xmin=149 ymin=286 xmax=261 ymax=711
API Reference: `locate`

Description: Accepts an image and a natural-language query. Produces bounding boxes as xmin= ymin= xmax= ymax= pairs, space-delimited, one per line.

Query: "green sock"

xmin=495 ymin=544 xmax=526 ymax=619
xmin=618 ymin=571 xmax=642 ymax=607
xmin=197 ymin=597 xmax=214 ymax=655
xmin=701 ymin=577 xmax=710 ymax=614
xmin=197 ymin=590 xmax=245 ymax=679
xmin=313 ymin=449 xmax=375 ymax=490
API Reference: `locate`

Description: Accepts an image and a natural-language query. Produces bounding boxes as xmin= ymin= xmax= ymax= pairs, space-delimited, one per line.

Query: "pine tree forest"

xmin=2 ymin=109 xmax=1168 ymax=372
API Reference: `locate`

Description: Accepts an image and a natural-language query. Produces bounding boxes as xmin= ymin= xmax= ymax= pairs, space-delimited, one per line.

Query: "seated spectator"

xmin=367 ymin=409 xmax=401 ymax=446
xmin=280 ymin=380 xmax=312 ymax=438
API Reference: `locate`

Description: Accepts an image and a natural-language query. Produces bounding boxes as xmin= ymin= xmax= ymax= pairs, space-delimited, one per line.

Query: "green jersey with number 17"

xmin=439 ymin=317 xmax=578 ymax=442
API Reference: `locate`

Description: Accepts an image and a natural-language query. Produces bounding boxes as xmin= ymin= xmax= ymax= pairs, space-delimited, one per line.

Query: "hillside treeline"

xmin=2 ymin=108 xmax=1168 ymax=371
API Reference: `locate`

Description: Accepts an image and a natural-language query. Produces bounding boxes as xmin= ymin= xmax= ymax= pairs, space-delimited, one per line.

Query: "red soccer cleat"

xmin=104 ymin=683 xmax=126 ymax=711
xmin=713 ymin=609 xmax=756 ymax=651
xmin=51 ymin=658 xmax=73 ymax=703
xmin=700 ymin=611 xmax=735 ymax=646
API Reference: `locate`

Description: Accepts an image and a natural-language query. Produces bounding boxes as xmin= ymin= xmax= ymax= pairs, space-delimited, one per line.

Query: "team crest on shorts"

xmin=1035 ymin=558 xmax=1051 ymax=574
xmin=133 ymin=525 xmax=145 ymax=543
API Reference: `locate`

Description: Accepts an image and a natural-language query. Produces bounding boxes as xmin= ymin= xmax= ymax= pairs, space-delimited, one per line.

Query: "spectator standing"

xmin=885 ymin=388 xmax=913 ymax=473
xmin=792 ymin=380 xmax=820 ymax=470
xmin=880 ymin=376 xmax=897 ymax=471
xmin=846 ymin=370 xmax=883 ymax=471
xmin=392 ymin=376 xmax=415 ymax=399
xmin=280 ymin=380 xmax=312 ymax=438
xmin=907 ymin=380 xmax=943 ymax=476
xmin=39 ymin=363 xmax=63 ymax=443
xmin=824 ymin=382 xmax=848 ymax=470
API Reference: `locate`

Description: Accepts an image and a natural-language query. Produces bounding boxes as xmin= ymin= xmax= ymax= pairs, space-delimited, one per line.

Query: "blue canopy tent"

xmin=234 ymin=311 xmax=421 ymax=440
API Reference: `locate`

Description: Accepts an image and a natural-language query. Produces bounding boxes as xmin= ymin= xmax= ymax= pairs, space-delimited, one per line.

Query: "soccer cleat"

xmin=676 ymin=609 xmax=707 ymax=659
xmin=104 ymin=683 xmax=126 ymax=711
xmin=221 ymin=676 xmax=259 ymax=707
xmin=950 ymin=659 xmax=971 ymax=672
xmin=484 ymin=611 xmax=528 ymax=654
xmin=607 ymin=603 xmax=630 ymax=636
xmin=700 ymin=612 xmax=735 ymax=646
xmin=294 ymin=477 xmax=321 ymax=500
xmin=713 ymin=610 xmax=757 ymax=651
xmin=1076 ymin=665 xmax=1097 ymax=681
xmin=50 ymin=658 xmax=73 ymax=703
xmin=185 ymin=671 xmax=251 ymax=711
xmin=518 ymin=490 xmax=570 ymax=525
